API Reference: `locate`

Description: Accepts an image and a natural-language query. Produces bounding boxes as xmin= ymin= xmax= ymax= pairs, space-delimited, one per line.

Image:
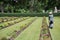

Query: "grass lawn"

xmin=0 ymin=17 xmax=60 ymax=40
xmin=50 ymin=17 xmax=60 ymax=40
xmin=15 ymin=17 xmax=60 ymax=40
xmin=0 ymin=17 xmax=34 ymax=39
xmin=15 ymin=17 xmax=42 ymax=40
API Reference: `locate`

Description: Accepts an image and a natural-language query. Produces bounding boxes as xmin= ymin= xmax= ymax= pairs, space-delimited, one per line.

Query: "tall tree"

xmin=0 ymin=1 xmax=4 ymax=13
xmin=29 ymin=0 xmax=34 ymax=12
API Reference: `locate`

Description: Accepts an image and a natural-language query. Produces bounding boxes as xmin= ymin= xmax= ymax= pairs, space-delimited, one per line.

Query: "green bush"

xmin=0 ymin=13 xmax=60 ymax=17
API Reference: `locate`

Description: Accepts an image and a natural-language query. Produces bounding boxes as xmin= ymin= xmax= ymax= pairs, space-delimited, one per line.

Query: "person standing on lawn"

xmin=49 ymin=11 xmax=54 ymax=29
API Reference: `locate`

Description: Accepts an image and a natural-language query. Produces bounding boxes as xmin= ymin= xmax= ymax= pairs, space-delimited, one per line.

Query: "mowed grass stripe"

xmin=15 ymin=17 xmax=42 ymax=40
xmin=0 ymin=17 xmax=34 ymax=39
xmin=50 ymin=17 xmax=60 ymax=40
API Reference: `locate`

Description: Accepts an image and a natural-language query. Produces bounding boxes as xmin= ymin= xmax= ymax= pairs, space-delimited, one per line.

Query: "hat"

xmin=49 ymin=11 xmax=52 ymax=14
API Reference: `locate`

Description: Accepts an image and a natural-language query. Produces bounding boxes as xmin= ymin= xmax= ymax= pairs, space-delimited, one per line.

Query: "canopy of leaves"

xmin=0 ymin=0 xmax=60 ymax=13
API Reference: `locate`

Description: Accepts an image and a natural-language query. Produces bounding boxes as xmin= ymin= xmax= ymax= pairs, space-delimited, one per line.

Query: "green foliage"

xmin=0 ymin=0 xmax=60 ymax=13
xmin=0 ymin=13 xmax=60 ymax=17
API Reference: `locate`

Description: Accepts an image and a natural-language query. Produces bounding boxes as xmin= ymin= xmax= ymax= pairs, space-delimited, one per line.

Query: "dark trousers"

xmin=49 ymin=21 xmax=53 ymax=24
xmin=49 ymin=21 xmax=53 ymax=27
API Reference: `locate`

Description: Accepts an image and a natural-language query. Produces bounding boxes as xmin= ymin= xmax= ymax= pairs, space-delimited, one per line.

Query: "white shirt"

xmin=49 ymin=14 xmax=54 ymax=21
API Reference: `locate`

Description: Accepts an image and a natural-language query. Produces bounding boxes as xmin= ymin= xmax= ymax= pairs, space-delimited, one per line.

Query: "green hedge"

xmin=0 ymin=13 xmax=60 ymax=17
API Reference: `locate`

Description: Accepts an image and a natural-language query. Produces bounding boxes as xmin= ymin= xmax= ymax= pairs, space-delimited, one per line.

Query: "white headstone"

xmin=54 ymin=6 xmax=58 ymax=13
xmin=42 ymin=10 xmax=45 ymax=13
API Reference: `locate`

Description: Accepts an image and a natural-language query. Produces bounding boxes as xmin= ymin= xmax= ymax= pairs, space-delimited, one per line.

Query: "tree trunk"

xmin=0 ymin=2 xmax=4 ymax=13
xmin=11 ymin=7 xmax=14 ymax=13
xmin=29 ymin=0 xmax=34 ymax=12
xmin=1 ymin=6 xmax=4 ymax=13
xmin=35 ymin=0 xmax=38 ymax=5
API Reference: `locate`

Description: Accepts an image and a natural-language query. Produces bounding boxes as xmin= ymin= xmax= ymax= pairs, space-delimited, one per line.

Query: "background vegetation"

xmin=0 ymin=0 xmax=60 ymax=13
